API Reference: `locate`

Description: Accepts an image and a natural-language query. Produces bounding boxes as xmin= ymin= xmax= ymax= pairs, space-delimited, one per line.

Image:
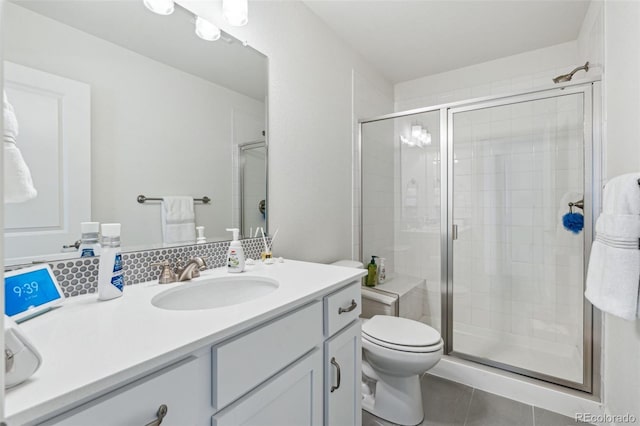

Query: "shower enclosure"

xmin=360 ymin=81 xmax=601 ymax=392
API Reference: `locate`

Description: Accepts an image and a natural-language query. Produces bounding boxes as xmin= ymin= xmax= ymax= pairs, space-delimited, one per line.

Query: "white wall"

xmin=578 ymin=0 xmax=604 ymax=78
xmin=602 ymin=0 xmax=640 ymax=422
xmin=4 ymin=3 xmax=264 ymax=248
xmin=178 ymin=0 xmax=393 ymax=263
xmin=395 ymin=41 xmax=584 ymax=111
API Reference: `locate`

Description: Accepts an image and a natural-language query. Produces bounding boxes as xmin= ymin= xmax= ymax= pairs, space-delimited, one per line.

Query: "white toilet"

xmin=330 ymin=260 xmax=443 ymax=426
xmin=361 ymin=315 xmax=442 ymax=425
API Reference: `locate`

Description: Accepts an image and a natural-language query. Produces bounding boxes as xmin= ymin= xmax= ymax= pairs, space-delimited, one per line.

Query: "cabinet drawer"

xmin=42 ymin=357 xmax=207 ymax=426
xmin=212 ymin=301 xmax=323 ymax=411
xmin=324 ymin=282 xmax=361 ymax=337
xmin=212 ymin=348 xmax=323 ymax=426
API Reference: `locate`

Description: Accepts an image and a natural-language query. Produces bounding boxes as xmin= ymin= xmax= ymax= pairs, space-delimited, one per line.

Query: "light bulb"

xmin=223 ymin=0 xmax=248 ymax=26
xmin=421 ymin=129 xmax=432 ymax=145
xmin=195 ymin=17 xmax=221 ymax=41
xmin=143 ymin=0 xmax=174 ymax=15
xmin=411 ymin=125 xmax=422 ymax=138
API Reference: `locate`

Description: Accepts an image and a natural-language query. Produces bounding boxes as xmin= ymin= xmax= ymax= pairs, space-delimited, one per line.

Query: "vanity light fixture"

xmin=195 ymin=17 xmax=221 ymax=41
xmin=143 ymin=0 xmax=174 ymax=15
xmin=223 ymin=0 xmax=248 ymax=26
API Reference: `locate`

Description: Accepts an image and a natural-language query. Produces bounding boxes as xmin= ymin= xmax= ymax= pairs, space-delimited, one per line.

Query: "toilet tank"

xmin=361 ymin=287 xmax=399 ymax=319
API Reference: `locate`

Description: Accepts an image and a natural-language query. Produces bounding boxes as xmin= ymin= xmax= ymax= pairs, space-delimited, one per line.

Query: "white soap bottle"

xmin=78 ymin=222 xmax=101 ymax=257
xmin=97 ymin=223 xmax=124 ymax=300
xmin=226 ymin=228 xmax=245 ymax=273
xmin=377 ymin=257 xmax=387 ymax=284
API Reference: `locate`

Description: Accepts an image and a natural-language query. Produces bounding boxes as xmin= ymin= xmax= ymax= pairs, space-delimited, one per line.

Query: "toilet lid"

xmin=362 ymin=315 xmax=441 ymax=347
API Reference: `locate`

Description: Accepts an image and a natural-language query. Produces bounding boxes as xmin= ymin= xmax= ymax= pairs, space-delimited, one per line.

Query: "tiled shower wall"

xmin=15 ymin=238 xmax=269 ymax=298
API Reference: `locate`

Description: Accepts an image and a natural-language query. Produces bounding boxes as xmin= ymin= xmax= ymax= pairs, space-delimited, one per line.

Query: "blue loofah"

xmin=562 ymin=212 xmax=584 ymax=234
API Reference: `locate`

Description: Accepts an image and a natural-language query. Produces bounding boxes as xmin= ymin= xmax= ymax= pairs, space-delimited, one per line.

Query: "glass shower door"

xmin=448 ymin=87 xmax=592 ymax=388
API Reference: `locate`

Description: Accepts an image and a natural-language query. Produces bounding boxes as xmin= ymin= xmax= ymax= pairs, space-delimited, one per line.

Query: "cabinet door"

xmin=42 ymin=357 xmax=209 ymax=426
xmin=324 ymin=320 xmax=361 ymax=426
xmin=212 ymin=348 xmax=323 ymax=426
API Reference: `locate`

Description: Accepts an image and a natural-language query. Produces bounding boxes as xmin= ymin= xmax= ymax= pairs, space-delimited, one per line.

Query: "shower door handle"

xmin=452 ymin=224 xmax=458 ymax=240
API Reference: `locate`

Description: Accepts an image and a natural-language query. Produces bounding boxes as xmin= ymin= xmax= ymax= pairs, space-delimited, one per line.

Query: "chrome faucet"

xmin=176 ymin=257 xmax=207 ymax=281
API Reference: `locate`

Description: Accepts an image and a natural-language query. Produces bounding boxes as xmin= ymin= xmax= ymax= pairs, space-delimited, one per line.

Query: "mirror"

xmin=3 ymin=0 xmax=268 ymax=265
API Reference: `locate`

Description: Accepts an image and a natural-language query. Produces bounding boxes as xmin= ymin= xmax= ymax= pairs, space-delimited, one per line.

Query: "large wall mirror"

xmin=3 ymin=0 xmax=268 ymax=265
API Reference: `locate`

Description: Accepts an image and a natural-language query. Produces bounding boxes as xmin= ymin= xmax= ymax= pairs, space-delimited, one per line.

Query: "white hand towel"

xmin=585 ymin=173 xmax=640 ymax=320
xmin=4 ymin=91 xmax=37 ymax=203
xmin=161 ymin=196 xmax=196 ymax=244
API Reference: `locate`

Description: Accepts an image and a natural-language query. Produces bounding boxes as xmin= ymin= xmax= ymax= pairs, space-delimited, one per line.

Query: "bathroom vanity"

xmin=5 ymin=261 xmax=365 ymax=426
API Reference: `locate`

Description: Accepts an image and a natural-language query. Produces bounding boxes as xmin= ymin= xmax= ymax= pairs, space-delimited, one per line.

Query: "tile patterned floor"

xmin=362 ymin=374 xmax=590 ymax=426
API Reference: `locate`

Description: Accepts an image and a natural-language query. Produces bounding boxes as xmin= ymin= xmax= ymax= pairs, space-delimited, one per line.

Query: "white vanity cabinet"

xmin=323 ymin=282 xmax=362 ymax=426
xmin=32 ymin=280 xmax=362 ymax=426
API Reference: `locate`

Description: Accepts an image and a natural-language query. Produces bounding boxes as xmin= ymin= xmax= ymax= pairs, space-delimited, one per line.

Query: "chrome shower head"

xmin=552 ymin=62 xmax=589 ymax=83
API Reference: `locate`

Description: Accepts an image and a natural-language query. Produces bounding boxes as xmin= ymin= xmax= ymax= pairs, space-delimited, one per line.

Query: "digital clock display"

xmin=5 ymin=266 xmax=63 ymax=318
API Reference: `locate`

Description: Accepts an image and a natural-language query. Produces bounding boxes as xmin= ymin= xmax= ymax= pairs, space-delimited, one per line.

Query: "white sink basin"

xmin=151 ymin=276 xmax=279 ymax=311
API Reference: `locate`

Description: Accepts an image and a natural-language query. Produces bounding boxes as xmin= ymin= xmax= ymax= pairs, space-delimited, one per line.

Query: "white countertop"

xmin=6 ymin=260 xmax=366 ymax=425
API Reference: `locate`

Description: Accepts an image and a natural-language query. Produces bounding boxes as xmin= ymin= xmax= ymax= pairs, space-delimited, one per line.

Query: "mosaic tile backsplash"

xmin=47 ymin=238 xmax=270 ymax=298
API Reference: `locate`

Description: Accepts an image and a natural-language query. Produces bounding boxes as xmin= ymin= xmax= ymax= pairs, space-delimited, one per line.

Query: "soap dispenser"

xmin=366 ymin=256 xmax=378 ymax=287
xmin=226 ymin=228 xmax=245 ymax=273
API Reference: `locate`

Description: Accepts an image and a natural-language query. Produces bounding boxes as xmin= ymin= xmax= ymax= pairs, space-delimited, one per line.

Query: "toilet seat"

xmin=363 ymin=333 xmax=443 ymax=353
xmin=362 ymin=315 xmax=441 ymax=351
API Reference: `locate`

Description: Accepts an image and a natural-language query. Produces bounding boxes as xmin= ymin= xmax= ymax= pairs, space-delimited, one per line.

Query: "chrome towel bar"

xmin=137 ymin=195 xmax=211 ymax=204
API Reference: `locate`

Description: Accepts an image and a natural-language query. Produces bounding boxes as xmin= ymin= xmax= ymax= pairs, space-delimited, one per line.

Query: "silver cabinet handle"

xmin=338 ymin=299 xmax=357 ymax=314
xmin=5 ymin=349 xmax=14 ymax=373
xmin=330 ymin=357 xmax=341 ymax=393
xmin=144 ymin=404 xmax=168 ymax=426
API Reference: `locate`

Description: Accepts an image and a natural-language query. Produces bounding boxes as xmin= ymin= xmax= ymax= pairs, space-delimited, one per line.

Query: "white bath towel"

xmin=161 ymin=196 xmax=196 ymax=244
xmin=4 ymin=91 xmax=37 ymax=203
xmin=585 ymin=173 xmax=640 ymax=320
